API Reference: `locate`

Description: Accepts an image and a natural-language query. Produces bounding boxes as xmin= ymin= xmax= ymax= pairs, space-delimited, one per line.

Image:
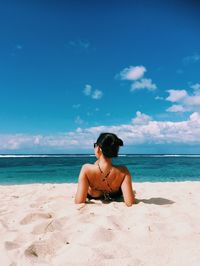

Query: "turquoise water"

xmin=0 ymin=154 xmax=200 ymax=185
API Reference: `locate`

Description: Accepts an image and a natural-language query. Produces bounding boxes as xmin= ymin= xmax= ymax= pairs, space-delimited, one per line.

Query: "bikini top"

xmin=97 ymin=162 xmax=113 ymax=192
xmin=89 ymin=163 xmax=123 ymax=200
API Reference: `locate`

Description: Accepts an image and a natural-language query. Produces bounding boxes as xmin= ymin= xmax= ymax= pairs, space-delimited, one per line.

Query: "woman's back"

xmin=84 ymin=163 xmax=127 ymax=194
xmin=75 ymin=132 xmax=135 ymax=206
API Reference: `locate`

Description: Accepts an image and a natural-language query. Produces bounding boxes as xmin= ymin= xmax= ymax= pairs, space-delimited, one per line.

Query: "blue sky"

xmin=0 ymin=0 xmax=200 ymax=154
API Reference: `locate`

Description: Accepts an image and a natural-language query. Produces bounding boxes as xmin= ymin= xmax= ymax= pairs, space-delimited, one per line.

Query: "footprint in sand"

xmin=4 ymin=241 xmax=20 ymax=250
xmin=32 ymin=218 xmax=66 ymax=235
xmin=25 ymin=232 xmax=67 ymax=259
xmin=20 ymin=212 xmax=53 ymax=225
xmin=0 ymin=219 xmax=9 ymax=230
xmin=25 ymin=240 xmax=55 ymax=259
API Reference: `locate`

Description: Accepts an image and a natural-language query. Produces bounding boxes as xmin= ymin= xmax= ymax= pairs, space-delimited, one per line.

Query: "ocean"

xmin=0 ymin=154 xmax=200 ymax=185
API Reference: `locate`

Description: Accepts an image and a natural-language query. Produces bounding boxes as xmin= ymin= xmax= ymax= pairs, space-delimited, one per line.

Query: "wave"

xmin=147 ymin=155 xmax=200 ymax=158
xmin=1 ymin=154 xmax=200 ymax=158
xmin=0 ymin=154 xmax=91 ymax=158
xmin=0 ymin=155 xmax=50 ymax=158
xmin=124 ymin=154 xmax=200 ymax=158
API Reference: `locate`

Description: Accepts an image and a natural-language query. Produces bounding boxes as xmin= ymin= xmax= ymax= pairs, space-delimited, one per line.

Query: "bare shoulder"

xmin=115 ymin=165 xmax=130 ymax=175
xmin=80 ymin=163 xmax=96 ymax=173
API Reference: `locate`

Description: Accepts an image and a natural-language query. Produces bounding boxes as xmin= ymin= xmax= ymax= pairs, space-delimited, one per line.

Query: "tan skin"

xmin=75 ymin=145 xmax=135 ymax=207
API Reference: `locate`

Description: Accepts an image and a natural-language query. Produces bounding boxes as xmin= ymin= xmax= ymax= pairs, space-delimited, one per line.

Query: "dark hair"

xmin=96 ymin=132 xmax=123 ymax=158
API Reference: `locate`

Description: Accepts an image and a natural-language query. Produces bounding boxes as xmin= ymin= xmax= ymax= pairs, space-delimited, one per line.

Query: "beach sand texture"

xmin=0 ymin=182 xmax=200 ymax=266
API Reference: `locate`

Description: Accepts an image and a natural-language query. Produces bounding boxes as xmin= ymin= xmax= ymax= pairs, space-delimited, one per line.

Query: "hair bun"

xmin=116 ymin=138 xmax=123 ymax=146
xmin=96 ymin=132 xmax=123 ymax=158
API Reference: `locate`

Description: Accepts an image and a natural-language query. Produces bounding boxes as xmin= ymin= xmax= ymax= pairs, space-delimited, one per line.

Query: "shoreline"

xmin=0 ymin=179 xmax=200 ymax=187
xmin=1 ymin=179 xmax=200 ymax=184
xmin=1 ymin=182 xmax=200 ymax=265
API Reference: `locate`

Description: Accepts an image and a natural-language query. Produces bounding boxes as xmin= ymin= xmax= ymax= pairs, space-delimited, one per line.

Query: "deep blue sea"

xmin=0 ymin=154 xmax=200 ymax=185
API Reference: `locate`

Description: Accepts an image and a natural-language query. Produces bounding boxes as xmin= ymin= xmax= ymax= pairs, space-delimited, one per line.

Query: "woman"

xmin=75 ymin=133 xmax=135 ymax=207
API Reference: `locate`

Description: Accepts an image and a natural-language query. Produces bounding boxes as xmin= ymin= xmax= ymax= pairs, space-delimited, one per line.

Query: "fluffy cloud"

xmin=155 ymin=96 xmax=164 ymax=100
xmin=119 ymin=66 xmax=146 ymax=81
xmin=166 ymin=86 xmax=200 ymax=112
xmin=166 ymin=90 xmax=187 ymax=102
xmin=131 ymin=78 xmax=157 ymax=91
xmin=1 ymin=111 xmax=200 ymax=151
xmin=190 ymin=83 xmax=200 ymax=91
xmin=166 ymin=105 xmax=186 ymax=112
xmin=0 ymin=134 xmax=43 ymax=150
xmin=132 ymin=111 xmax=152 ymax=125
xmin=91 ymin=89 xmax=103 ymax=99
xmin=184 ymin=95 xmax=200 ymax=106
xmin=83 ymin=84 xmax=92 ymax=96
xmin=118 ymin=65 xmax=157 ymax=92
xmin=83 ymin=84 xmax=103 ymax=100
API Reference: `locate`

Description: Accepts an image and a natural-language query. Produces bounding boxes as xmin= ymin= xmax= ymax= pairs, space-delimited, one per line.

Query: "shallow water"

xmin=0 ymin=154 xmax=200 ymax=184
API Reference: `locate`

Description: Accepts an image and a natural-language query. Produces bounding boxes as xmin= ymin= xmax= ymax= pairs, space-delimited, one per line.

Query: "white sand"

xmin=0 ymin=182 xmax=200 ymax=266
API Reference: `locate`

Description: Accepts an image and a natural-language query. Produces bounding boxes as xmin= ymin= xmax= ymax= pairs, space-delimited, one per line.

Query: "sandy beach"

xmin=0 ymin=182 xmax=200 ymax=266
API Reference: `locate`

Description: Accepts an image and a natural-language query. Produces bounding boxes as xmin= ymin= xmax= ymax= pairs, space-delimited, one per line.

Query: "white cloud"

xmin=155 ymin=96 xmax=164 ymax=100
xmin=190 ymin=83 xmax=200 ymax=91
xmin=184 ymin=95 xmax=200 ymax=106
xmin=166 ymin=88 xmax=200 ymax=112
xmin=166 ymin=89 xmax=187 ymax=102
xmin=132 ymin=111 xmax=152 ymax=125
xmin=166 ymin=105 xmax=186 ymax=112
xmin=131 ymin=78 xmax=157 ymax=91
xmin=83 ymin=84 xmax=92 ymax=96
xmin=119 ymin=65 xmax=146 ymax=81
xmin=0 ymin=134 xmax=42 ymax=150
xmin=92 ymin=89 xmax=103 ymax=99
xmin=118 ymin=65 xmax=157 ymax=93
xmin=1 ymin=111 xmax=200 ymax=151
xmin=190 ymin=112 xmax=200 ymax=121
xmin=34 ymin=136 xmax=42 ymax=145
xmin=83 ymin=84 xmax=103 ymax=100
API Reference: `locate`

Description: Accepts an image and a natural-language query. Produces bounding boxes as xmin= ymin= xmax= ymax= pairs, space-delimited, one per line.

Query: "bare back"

xmin=75 ymin=160 xmax=135 ymax=206
xmin=84 ymin=162 xmax=127 ymax=197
